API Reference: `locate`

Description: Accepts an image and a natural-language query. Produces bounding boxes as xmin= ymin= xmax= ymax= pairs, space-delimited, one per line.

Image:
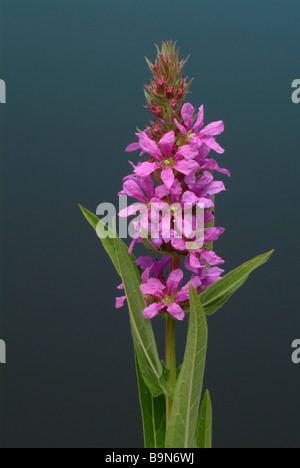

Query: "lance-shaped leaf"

xmin=201 ymin=250 xmax=274 ymax=316
xmin=114 ymin=234 xmax=163 ymax=396
xmin=135 ymin=354 xmax=166 ymax=448
xmin=79 ymin=204 xmax=139 ymax=278
xmin=195 ymin=390 xmax=212 ymax=449
xmin=165 ymin=285 xmax=208 ymax=448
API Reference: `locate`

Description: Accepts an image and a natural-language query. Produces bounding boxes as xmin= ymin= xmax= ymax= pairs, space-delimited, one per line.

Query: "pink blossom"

xmin=140 ymin=269 xmax=189 ymax=321
xmin=174 ymin=103 xmax=225 ymax=154
xmin=128 ymin=131 xmax=199 ymax=189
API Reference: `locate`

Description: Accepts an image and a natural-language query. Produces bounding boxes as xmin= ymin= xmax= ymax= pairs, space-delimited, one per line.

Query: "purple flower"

xmin=136 ymin=256 xmax=171 ymax=282
xmin=174 ymin=103 xmax=225 ymax=154
xmin=184 ymin=171 xmax=226 ymax=197
xmin=118 ymin=175 xmax=164 ymax=218
xmin=128 ymin=131 xmax=199 ymax=189
xmin=141 ymin=269 xmax=193 ymax=321
xmin=193 ymin=267 xmax=225 ymax=289
xmin=116 ymin=283 xmax=127 ymax=309
xmin=185 ymin=250 xmax=225 ymax=272
xmin=116 ymin=54 xmax=229 ymax=321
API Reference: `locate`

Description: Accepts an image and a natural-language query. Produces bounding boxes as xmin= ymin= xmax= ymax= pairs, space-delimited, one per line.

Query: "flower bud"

xmin=166 ymin=86 xmax=174 ymax=98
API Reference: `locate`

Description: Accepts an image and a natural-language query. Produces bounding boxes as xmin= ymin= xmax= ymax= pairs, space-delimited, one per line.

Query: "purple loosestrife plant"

xmin=80 ymin=41 xmax=273 ymax=449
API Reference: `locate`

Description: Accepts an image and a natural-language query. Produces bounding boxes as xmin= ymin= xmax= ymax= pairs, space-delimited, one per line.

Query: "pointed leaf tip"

xmin=201 ymin=249 xmax=274 ymax=316
xmin=196 ymin=390 xmax=212 ymax=448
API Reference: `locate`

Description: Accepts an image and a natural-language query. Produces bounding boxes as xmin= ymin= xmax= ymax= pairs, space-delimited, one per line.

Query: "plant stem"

xmin=165 ymin=255 xmax=180 ymax=424
xmin=166 ymin=315 xmax=176 ymax=424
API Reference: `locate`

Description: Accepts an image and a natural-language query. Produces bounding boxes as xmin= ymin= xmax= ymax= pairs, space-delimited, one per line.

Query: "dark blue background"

xmin=0 ymin=0 xmax=299 ymax=448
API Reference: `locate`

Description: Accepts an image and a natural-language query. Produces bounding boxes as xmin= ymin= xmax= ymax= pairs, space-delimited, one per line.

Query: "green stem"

xmin=166 ymin=315 xmax=176 ymax=423
xmin=165 ymin=256 xmax=180 ymax=425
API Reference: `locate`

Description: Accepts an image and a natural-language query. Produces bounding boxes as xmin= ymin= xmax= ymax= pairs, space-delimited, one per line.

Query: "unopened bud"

xmin=166 ymin=86 xmax=174 ymax=98
xmin=156 ymin=79 xmax=165 ymax=88
xmin=154 ymin=106 xmax=163 ymax=117
xmin=152 ymin=123 xmax=162 ymax=134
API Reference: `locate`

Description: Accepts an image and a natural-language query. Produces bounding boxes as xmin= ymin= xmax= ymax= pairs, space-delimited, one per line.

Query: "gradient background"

xmin=0 ymin=0 xmax=299 ymax=448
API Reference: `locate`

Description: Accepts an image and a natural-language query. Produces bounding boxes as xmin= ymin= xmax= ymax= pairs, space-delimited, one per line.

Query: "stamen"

xmin=163 ymin=296 xmax=174 ymax=306
xmin=163 ymin=159 xmax=173 ymax=169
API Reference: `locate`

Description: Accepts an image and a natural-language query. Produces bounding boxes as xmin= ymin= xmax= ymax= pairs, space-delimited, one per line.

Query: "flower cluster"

xmin=117 ymin=42 xmax=229 ymax=321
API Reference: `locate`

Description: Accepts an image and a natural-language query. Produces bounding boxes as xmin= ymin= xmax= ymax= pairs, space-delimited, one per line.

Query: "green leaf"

xmin=165 ymin=285 xmax=208 ymax=448
xmin=158 ymin=362 xmax=173 ymax=399
xmin=196 ymin=390 xmax=212 ymax=449
xmin=79 ymin=204 xmax=139 ymax=279
xmin=135 ymin=354 xmax=166 ymax=448
xmin=114 ymin=234 xmax=163 ymax=397
xmin=201 ymin=250 xmax=274 ymax=316
xmin=79 ymin=204 xmax=120 ymax=274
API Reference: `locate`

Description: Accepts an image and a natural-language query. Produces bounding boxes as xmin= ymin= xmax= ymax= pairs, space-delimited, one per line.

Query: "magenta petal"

xmin=138 ymin=133 xmax=162 ymax=160
xmin=167 ymin=269 xmax=184 ymax=295
xmin=170 ymin=179 xmax=182 ymax=200
xmin=128 ymin=237 xmax=142 ymax=254
xmin=190 ymin=253 xmax=202 ymax=269
xmin=204 ymin=210 xmax=215 ymax=226
xmin=197 ymin=197 xmax=214 ymax=209
xmin=175 ymin=145 xmax=198 ymax=161
xmin=196 ymin=144 xmax=211 ymax=162
xmin=167 ymin=303 xmax=185 ymax=321
xmin=135 ymin=161 xmax=160 ymax=177
xmin=182 ymin=191 xmax=199 ymax=205
xmin=155 ymin=184 xmax=170 ymax=198
xmin=174 ymin=159 xmax=199 ymax=176
xmin=184 ymin=173 xmax=196 ymax=190
xmin=143 ymin=302 xmax=165 ymax=319
xmin=117 ymin=283 xmax=124 ymax=290
xmin=174 ymin=284 xmax=190 ymax=302
xmin=136 ymin=256 xmax=154 ymax=270
xmin=181 ymin=103 xmax=195 ymax=131
xmin=141 ymin=267 xmax=152 ymax=283
xmin=171 ymin=237 xmax=186 ymax=251
xmin=142 ymin=176 xmax=155 ymax=199
xmin=126 ymin=142 xmax=140 ymax=152
xmin=119 ymin=204 xmax=143 ymax=217
xmin=161 ymin=168 xmax=175 ymax=189
xmin=192 ymin=105 xmax=204 ymax=133
xmin=201 ymin=267 xmax=224 ymax=287
xmin=206 ymin=181 xmax=226 ymax=196
xmin=201 ymin=250 xmax=225 ymax=266
xmin=140 ymin=278 xmax=165 ymax=297
xmin=204 ymin=227 xmax=225 ymax=243
xmin=159 ymin=131 xmax=175 ymax=158
xmin=197 ymin=171 xmax=214 ymax=189
xmin=201 ymin=158 xmax=231 ymax=177
xmin=123 ymin=180 xmax=148 ymax=202
xmin=151 ymin=237 xmax=163 ymax=248
xmin=174 ymin=118 xmax=187 ymax=136
xmin=203 ymin=137 xmax=225 ymax=154
xmin=190 ymin=276 xmax=202 ymax=290
xmin=201 ymin=120 xmax=224 ymax=136
xmin=116 ymin=296 xmax=127 ymax=309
